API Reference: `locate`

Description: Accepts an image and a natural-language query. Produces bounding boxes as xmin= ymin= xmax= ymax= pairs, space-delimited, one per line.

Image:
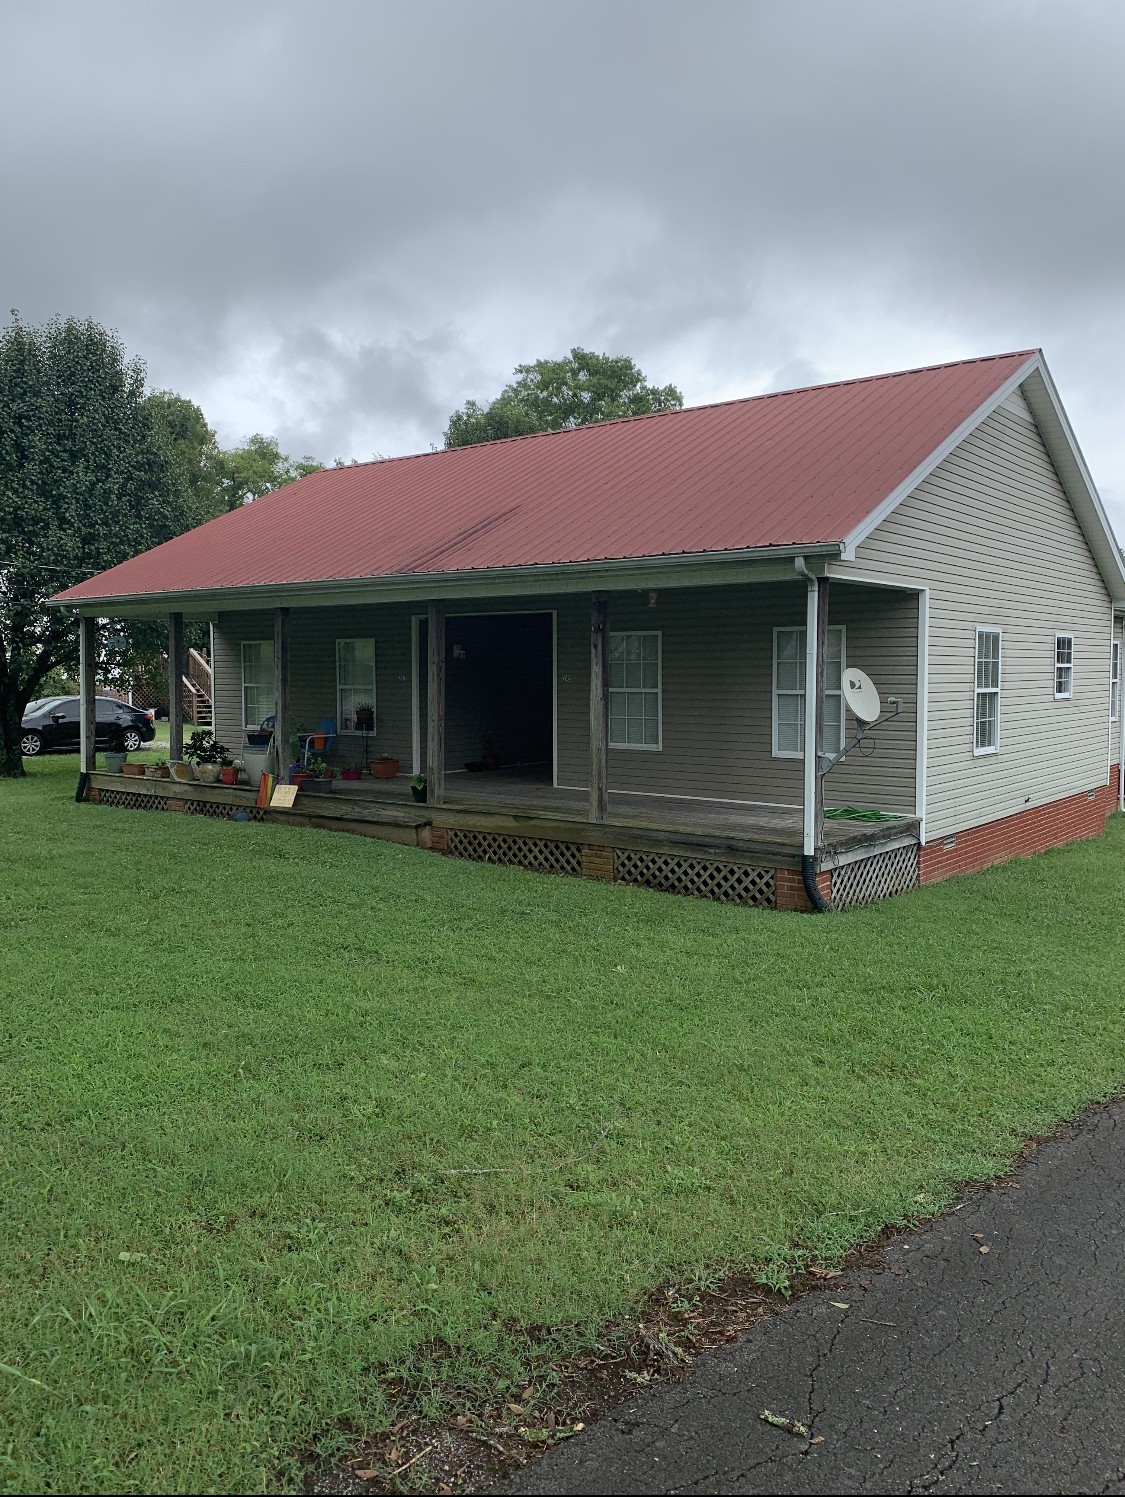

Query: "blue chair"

xmin=300 ymin=717 xmax=337 ymax=767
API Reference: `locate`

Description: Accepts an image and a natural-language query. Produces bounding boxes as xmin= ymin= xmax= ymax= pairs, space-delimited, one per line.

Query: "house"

xmin=53 ymin=350 xmax=1125 ymax=911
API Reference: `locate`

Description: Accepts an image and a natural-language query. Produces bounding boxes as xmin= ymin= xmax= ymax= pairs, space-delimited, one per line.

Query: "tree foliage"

xmin=0 ymin=316 xmax=189 ymax=775
xmin=445 ymin=348 xmax=683 ymax=448
xmin=216 ymin=434 xmax=323 ymax=510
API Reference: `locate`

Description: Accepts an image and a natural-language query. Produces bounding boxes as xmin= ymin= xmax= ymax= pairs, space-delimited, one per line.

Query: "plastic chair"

xmin=300 ymin=717 xmax=337 ymax=766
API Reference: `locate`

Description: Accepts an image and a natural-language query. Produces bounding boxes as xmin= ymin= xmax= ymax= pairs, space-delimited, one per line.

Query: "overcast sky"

xmin=3 ymin=0 xmax=1125 ymax=530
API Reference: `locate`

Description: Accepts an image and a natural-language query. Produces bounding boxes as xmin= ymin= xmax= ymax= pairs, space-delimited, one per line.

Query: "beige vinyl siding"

xmin=212 ymin=583 xmax=917 ymax=812
xmin=555 ymin=581 xmax=917 ymax=813
xmin=847 ymin=400 xmax=1114 ymax=842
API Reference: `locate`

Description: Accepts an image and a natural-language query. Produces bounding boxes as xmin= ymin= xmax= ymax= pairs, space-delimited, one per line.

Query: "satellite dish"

xmin=842 ymin=667 xmax=881 ymax=725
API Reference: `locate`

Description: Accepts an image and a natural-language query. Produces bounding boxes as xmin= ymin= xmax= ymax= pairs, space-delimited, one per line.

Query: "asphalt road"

xmin=500 ymin=1102 xmax=1125 ymax=1496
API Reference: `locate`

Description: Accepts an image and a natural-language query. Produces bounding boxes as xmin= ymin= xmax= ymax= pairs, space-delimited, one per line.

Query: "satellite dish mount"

xmin=818 ymin=667 xmax=901 ymax=775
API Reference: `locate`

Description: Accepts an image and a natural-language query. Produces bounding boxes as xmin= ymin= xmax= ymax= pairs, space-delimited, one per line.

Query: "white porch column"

xmin=79 ymin=615 xmax=97 ymax=773
xmin=426 ymin=601 xmax=446 ymax=806
xmin=589 ymin=591 xmax=609 ymax=822
xmin=801 ymin=576 xmax=819 ymax=858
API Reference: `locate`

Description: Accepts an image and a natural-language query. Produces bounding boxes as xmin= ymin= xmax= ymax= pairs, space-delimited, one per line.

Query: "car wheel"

xmin=20 ymin=731 xmax=44 ymax=756
xmin=122 ymin=728 xmax=143 ymax=752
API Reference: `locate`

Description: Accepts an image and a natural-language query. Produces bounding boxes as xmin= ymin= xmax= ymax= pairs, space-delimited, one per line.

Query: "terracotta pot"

xmin=219 ymin=766 xmax=239 ymax=786
xmin=369 ymin=757 xmax=400 ymax=779
xmin=122 ymin=761 xmax=147 ymax=777
xmin=291 ymin=772 xmax=312 ymax=791
xmin=148 ymin=765 xmax=171 ymax=779
xmin=311 ymin=734 xmax=328 ymax=751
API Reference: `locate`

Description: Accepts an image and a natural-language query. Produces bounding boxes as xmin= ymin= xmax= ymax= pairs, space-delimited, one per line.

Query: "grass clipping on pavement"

xmin=2 ymin=751 xmax=1123 ymax=1492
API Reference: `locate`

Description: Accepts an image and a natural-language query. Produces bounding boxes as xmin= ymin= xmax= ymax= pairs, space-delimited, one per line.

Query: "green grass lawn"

xmin=2 ymin=753 xmax=1123 ymax=1493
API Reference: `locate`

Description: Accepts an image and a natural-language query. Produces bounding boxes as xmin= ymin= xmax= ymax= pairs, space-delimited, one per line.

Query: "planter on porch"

xmin=122 ymin=761 xmax=147 ymax=778
xmin=307 ymin=777 xmax=334 ymax=793
xmin=340 ymin=767 xmax=362 ymax=782
xmin=219 ymin=766 xmax=240 ymax=786
xmin=169 ymin=761 xmax=194 ymax=782
xmin=369 ymin=756 xmax=400 ymax=779
xmin=291 ymin=771 xmax=312 ymax=791
xmin=104 ymin=751 xmax=128 ymax=774
xmin=196 ymin=763 xmax=222 ymax=785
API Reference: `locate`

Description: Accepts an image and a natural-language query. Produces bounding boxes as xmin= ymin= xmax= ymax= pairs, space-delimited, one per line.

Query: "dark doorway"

xmin=418 ymin=612 xmax=554 ymax=778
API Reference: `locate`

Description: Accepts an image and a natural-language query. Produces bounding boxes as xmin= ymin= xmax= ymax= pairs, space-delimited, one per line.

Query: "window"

xmin=337 ymin=638 xmax=377 ymax=732
xmin=241 ymin=640 xmax=273 ymax=728
xmin=974 ymin=628 xmax=1001 ymax=754
xmin=1112 ymin=640 xmax=1120 ymax=723
xmin=1054 ymin=633 xmax=1074 ymax=699
xmin=772 ymin=626 xmax=845 ymax=758
xmin=609 ymin=632 xmax=661 ymax=748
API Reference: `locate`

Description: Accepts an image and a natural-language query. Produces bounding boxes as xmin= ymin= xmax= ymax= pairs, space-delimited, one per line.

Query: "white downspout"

xmin=795 ymin=556 xmax=818 ymax=857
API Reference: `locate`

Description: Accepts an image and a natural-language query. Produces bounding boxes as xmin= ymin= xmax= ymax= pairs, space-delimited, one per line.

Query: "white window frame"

xmin=1111 ymin=640 xmax=1120 ymax=723
xmin=608 ymin=630 xmax=662 ymax=751
xmin=336 ymin=638 xmax=377 ymax=733
xmin=772 ymin=625 xmax=846 ymax=759
xmin=973 ymin=626 xmax=1002 ymax=756
xmin=1053 ymin=632 xmax=1074 ymax=700
xmin=241 ymin=639 xmax=273 ymax=730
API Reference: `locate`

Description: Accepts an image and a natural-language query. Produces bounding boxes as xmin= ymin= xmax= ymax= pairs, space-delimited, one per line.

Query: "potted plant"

xmin=147 ymin=760 xmax=171 ymax=779
xmin=340 ymin=765 xmax=363 ymax=782
xmin=410 ymin=772 xmax=427 ymax=803
xmin=122 ymin=758 xmax=147 ymax=777
xmin=290 ymin=767 xmax=312 ymax=791
xmin=354 ymin=702 xmax=375 ymax=732
xmin=219 ymin=759 xmax=240 ymax=786
xmin=184 ymin=730 xmax=229 ymax=784
xmin=369 ymin=752 xmax=400 ymax=779
xmin=104 ymin=748 xmax=128 ymax=774
xmin=304 ymin=757 xmax=334 ymax=793
xmin=169 ymin=760 xmax=194 ymax=782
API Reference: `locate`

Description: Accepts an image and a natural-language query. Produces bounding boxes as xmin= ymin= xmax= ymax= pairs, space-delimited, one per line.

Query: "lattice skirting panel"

xmin=181 ymin=799 xmax=265 ymax=821
xmin=96 ymin=788 xmax=171 ymax=813
xmin=831 ymin=843 xmax=919 ymax=909
xmin=614 ymin=850 xmax=776 ymax=908
xmin=445 ymin=829 xmax=583 ymax=876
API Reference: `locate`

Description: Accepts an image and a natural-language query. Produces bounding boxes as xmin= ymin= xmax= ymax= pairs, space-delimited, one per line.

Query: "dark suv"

xmin=20 ymin=697 xmax=156 ymax=756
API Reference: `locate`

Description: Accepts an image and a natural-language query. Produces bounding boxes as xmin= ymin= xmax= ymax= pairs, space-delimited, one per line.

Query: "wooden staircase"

xmin=182 ymin=647 xmax=213 ymax=727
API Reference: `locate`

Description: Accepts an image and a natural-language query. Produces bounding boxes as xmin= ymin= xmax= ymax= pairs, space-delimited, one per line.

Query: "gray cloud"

xmin=3 ymin=0 xmax=1124 ymax=523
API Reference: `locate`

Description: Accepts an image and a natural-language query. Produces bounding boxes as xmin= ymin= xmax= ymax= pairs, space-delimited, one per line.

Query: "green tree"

xmin=145 ymin=390 xmax=224 ymax=526
xmin=215 ymin=433 xmax=322 ymax=509
xmin=0 ymin=315 xmax=188 ymax=776
xmin=444 ymin=348 xmax=683 ymax=448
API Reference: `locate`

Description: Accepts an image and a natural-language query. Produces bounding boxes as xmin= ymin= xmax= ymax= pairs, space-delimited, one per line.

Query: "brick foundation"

xmin=429 ymin=825 xmax=449 ymax=854
xmin=919 ymin=767 xmax=1119 ymax=885
xmin=775 ymin=865 xmax=833 ymax=912
xmin=581 ymin=844 xmax=615 ymax=882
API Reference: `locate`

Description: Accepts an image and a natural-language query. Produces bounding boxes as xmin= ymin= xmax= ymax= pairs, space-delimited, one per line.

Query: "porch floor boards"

xmin=343 ymin=769 xmax=919 ymax=856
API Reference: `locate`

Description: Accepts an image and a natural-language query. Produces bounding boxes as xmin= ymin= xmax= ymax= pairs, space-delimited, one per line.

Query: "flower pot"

xmin=219 ymin=766 xmax=240 ymax=786
xmin=104 ymin=751 xmax=128 ymax=774
xmin=369 ymin=757 xmax=400 ymax=779
xmin=340 ymin=768 xmax=362 ymax=782
xmin=290 ymin=772 xmax=312 ymax=791
xmin=196 ymin=763 xmax=222 ymax=784
xmin=307 ymin=777 xmax=334 ymax=793
xmin=122 ymin=761 xmax=147 ymax=777
xmin=169 ymin=760 xmax=194 ymax=783
xmin=148 ymin=765 xmax=171 ymax=779
xmin=245 ymin=730 xmax=272 ymax=749
xmin=411 ymin=784 xmax=427 ymax=803
xmin=355 ymin=709 xmax=374 ymax=732
xmin=311 ymin=734 xmax=328 ymax=751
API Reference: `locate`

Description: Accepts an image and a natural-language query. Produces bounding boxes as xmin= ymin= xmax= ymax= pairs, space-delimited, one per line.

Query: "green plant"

xmin=304 ymin=757 xmax=331 ymax=778
xmin=410 ymin=773 xmax=427 ymax=791
xmin=183 ymin=730 xmax=229 ymax=766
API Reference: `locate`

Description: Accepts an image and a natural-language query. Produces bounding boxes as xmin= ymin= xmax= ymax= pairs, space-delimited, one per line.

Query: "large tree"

xmin=0 ymin=315 xmax=189 ymax=776
xmin=444 ymin=347 xmax=684 ymax=448
xmin=215 ymin=433 xmax=323 ymax=509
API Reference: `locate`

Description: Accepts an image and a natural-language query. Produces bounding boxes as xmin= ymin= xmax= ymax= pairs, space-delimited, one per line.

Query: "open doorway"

xmin=415 ymin=611 xmax=555 ymax=782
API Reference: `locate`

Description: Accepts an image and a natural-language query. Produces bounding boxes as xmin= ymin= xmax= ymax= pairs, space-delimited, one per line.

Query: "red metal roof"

xmin=55 ymin=351 xmax=1036 ymax=603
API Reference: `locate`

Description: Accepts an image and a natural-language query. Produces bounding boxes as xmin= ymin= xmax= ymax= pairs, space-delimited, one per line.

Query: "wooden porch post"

xmin=426 ymin=601 xmax=446 ymax=805
xmin=79 ymin=615 xmax=97 ymax=773
xmin=274 ymin=607 xmax=290 ymax=780
xmin=167 ymin=612 xmax=185 ymax=764
xmin=813 ymin=575 xmax=830 ymax=847
xmin=589 ymin=591 xmax=609 ymax=822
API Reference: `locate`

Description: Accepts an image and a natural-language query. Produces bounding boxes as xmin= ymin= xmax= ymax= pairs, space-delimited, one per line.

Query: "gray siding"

xmin=847 ymin=401 xmax=1114 ymax=842
xmin=212 ymin=583 xmax=917 ymax=814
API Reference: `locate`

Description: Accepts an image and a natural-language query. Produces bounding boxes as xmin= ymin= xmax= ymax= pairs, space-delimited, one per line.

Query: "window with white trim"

xmin=241 ymin=640 xmax=273 ymax=728
xmin=1054 ymin=633 xmax=1074 ymax=699
xmin=974 ymin=628 xmax=1001 ymax=754
xmin=1111 ymin=640 xmax=1120 ymax=723
xmin=336 ymin=638 xmax=377 ymax=732
xmin=772 ymin=626 xmax=845 ymax=758
xmin=609 ymin=631 xmax=661 ymax=748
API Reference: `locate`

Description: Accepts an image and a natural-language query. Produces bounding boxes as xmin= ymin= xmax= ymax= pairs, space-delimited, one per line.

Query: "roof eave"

xmin=49 ymin=542 xmax=846 ymax=617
